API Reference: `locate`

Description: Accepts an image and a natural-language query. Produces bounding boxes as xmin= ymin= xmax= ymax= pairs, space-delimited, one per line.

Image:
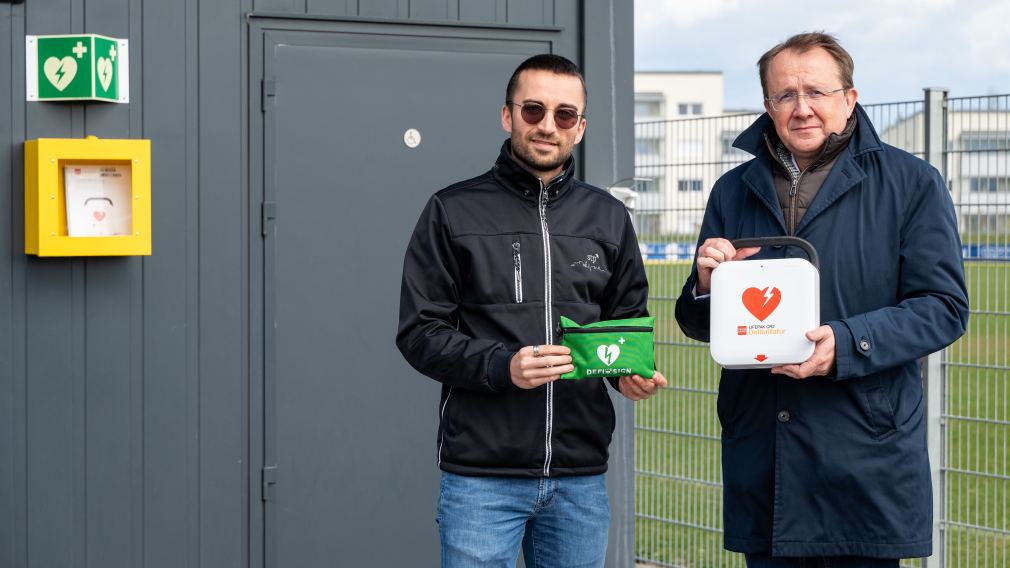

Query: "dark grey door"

xmin=256 ymin=24 xmax=552 ymax=567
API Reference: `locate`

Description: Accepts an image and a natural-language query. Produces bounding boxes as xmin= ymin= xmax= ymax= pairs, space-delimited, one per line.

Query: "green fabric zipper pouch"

xmin=558 ymin=315 xmax=656 ymax=380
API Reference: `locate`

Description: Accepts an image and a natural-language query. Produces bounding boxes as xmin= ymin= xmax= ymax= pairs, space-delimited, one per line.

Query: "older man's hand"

xmin=771 ymin=325 xmax=836 ymax=379
xmin=694 ymin=238 xmax=761 ymax=295
xmin=618 ymin=371 xmax=668 ymax=401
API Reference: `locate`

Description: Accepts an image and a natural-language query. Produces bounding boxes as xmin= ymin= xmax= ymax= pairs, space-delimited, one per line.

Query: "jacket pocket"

xmin=512 ymin=239 xmax=523 ymax=304
xmin=439 ymin=388 xmax=457 ymax=439
xmin=716 ymin=380 xmax=738 ymax=439
xmin=859 ymin=378 xmax=897 ymax=440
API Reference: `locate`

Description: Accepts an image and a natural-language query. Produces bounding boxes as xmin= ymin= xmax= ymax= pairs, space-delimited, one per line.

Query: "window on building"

xmin=961 ymin=132 xmax=1010 ymax=151
xmin=678 ymin=103 xmax=703 ymax=116
xmin=969 ymin=177 xmax=1010 ymax=192
xmin=638 ymin=177 xmax=663 ymax=193
xmin=635 ymin=94 xmax=664 ymax=120
xmin=677 ymin=179 xmax=703 ymax=192
xmin=635 ymin=138 xmax=662 ymax=156
xmin=676 ymin=141 xmax=703 ymax=159
xmin=635 ymin=213 xmax=662 ymax=238
xmin=721 ymin=130 xmax=747 ymax=157
xmin=962 ymin=213 xmax=1008 ymax=235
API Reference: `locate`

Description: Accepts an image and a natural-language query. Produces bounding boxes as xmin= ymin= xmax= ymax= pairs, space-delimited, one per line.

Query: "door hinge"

xmin=262 ymin=201 xmax=277 ymax=237
xmin=262 ymin=465 xmax=278 ymax=501
xmin=261 ymin=79 xmax=276 ymax=112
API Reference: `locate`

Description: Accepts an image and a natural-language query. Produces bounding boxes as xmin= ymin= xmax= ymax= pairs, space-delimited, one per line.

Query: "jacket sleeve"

xmin=828 ymin=167 xmax=970 ymax=380
xmin=601 ymin=209 xmax=651 ymax=391
xmin=396 ymin=195 xmax=515 ymax=393
xmin=601 ymin=209 xmax=650 ymax=321
xmin=674 ymin=180 xmax=726 ymax=342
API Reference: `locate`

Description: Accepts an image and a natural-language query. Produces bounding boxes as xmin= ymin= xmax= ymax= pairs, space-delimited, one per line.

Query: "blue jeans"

xmin=746 ymin=554 xmax=899 ymax=568
xmin=437 ymin=472 xmax=610 ymax=568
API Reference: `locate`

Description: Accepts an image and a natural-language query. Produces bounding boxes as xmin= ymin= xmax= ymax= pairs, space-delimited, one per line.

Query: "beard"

xmin=510 ymin=133 xmax=571 ymax=177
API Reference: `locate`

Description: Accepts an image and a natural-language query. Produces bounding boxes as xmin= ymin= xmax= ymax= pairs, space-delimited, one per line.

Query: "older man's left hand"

xmin=771 ymin=325 xmax=836 ymax=379
xmin=618 ymin=371 xmax=668 ymax=401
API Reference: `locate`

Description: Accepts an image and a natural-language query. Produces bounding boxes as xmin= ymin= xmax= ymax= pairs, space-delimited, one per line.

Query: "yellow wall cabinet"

xmin=25 ymin=136 xmax=151 ymax=256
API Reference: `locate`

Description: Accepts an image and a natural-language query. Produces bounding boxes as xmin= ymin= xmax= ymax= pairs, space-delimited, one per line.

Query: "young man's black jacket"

xmin=396 ymin=140 xmax=649 ymax=477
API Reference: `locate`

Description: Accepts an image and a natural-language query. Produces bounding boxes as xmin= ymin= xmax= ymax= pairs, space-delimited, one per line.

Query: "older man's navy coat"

xmin=675 ymin=105 xmax=969 ymax=558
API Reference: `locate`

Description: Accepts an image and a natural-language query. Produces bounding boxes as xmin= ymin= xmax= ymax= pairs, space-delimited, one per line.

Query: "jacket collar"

xmin=763 ymin=111 xmax=857 ymax=177
xmin=492 ymin=140 xmax=576 ymax=202
xmin=737 ymin=104 xmax=881 ymax=235
xmin=733 ymin=103 xmax=882 ymax=160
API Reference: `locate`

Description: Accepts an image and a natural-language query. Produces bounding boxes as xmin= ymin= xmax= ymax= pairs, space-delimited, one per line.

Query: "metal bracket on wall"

xmin=261 ymin=79 xmax=275 ymax=112
xmin=262 ymin=201 xmax=277 ymax=237
xmin=262 ymin=465 xmax=278 ymax=501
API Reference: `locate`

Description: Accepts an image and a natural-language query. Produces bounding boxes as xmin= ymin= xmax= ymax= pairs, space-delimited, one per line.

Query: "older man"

xmin=675 ymin=33 xmax=969 ymax=566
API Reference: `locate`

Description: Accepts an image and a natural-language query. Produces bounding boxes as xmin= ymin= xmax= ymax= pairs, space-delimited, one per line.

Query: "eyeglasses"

xmin=507 ymin=101 xmax=584 ymax=130
xmin=766 ymin=87 xmax=847 ymax=112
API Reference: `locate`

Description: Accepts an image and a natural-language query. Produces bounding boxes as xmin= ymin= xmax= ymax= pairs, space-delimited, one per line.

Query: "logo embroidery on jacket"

xmin=570 ymin=253 xmax=607 ymax=273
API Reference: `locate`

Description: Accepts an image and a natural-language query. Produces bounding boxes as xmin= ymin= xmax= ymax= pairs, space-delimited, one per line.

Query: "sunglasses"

xmin=507 ymin=101 xmax=584 ymax=130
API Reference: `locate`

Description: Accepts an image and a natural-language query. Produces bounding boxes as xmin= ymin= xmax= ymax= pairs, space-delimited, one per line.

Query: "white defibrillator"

xmin=709 ymin=236 xmax=820 ymax=369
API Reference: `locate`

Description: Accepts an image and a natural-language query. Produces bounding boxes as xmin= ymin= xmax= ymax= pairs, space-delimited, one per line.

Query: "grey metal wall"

xmin=0 ymin=1 xmax=634 ymax=567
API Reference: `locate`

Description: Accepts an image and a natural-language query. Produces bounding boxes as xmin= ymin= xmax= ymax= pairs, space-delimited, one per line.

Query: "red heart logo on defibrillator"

xmin=741 ymin=286 xmax=781 ymax=321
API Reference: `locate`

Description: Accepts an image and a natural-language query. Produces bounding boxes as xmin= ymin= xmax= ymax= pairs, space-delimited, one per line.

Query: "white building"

xmin=634 ymin=71 xmax=757 ymax=238
xmin=634 ymin=71 xmax=724 ymax=121
xmin=880 ymin=107 xmax=1010 ymax=236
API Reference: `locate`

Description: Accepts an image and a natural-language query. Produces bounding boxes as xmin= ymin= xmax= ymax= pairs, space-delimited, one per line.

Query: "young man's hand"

xmin=510 ymin=345 xmax=574 ymax=389
xmin=618 ymin=371 xmax=667 ymax=401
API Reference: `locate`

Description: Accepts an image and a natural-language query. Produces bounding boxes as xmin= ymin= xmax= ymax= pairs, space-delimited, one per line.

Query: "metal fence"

xmin=632 ymin=91 xmax=1010 ymax=567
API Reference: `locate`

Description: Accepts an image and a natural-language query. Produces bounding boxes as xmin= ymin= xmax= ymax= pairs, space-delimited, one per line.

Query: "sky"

xmin=634 ymin=0 xmax=1010 ymax=111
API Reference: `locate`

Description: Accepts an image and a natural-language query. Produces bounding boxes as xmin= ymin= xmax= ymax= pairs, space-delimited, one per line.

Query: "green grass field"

xmin=635 ymin=260 xmax=1009 ymax=567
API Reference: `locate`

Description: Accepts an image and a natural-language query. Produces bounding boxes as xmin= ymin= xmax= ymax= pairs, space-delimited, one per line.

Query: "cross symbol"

xmin=618 ymin=337 xmax=626 ymax=344
xmin=72 ymin=41 xmax=88 ymax=59
xmin=109 ymin=45 xmax=117 ymax=61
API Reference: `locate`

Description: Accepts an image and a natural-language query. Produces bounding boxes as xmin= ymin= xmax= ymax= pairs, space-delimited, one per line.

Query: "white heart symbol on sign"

xmin=97 ymin=57 xmax=113 ymax=91
xmin=596 ymin=344 xmax=620 ymax=366
xmin=44 ymin=56 xmax=77 ymax=91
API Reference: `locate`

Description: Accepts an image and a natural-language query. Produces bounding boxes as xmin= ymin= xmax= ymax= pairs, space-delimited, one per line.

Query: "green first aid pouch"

xmin=558 ymin=316 xmax=656 ymax=380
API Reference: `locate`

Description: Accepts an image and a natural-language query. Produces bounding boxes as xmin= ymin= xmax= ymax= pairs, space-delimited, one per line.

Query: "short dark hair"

xmin=505 ymin=54 xmax=587 ymax=110
xmin=757 ymin=32 xmax=854 ymax=98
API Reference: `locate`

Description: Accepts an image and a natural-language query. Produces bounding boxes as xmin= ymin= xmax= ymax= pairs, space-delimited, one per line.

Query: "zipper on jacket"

xmin=437 ymin=387 xmax=453 ymax=468
xmin=560 ymin=325 xmax=654 ymax=337
xmin=788 ymin=176 xmax=800 ymax=235
xmin=776 ymin=143 xmax=803 ymax=235
xmin=512 ymin=240 xmax=523 ymax=303
xmin=538 ymin=179 xmax=554 ymax=477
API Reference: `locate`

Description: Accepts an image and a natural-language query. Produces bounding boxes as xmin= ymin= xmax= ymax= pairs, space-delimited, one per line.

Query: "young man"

xmin=397 ymin=54 xmax=667 ymax=567
xmin=676 ymin=33 xmax=969 ymax=567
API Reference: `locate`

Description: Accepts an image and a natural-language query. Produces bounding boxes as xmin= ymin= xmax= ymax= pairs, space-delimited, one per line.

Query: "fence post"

xmin=922 ymin=87 xmax=948 ymax=568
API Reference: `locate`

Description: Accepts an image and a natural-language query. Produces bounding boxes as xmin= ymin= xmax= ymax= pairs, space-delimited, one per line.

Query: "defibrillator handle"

xmin=732 ymin=236 xmax=819 ymax=270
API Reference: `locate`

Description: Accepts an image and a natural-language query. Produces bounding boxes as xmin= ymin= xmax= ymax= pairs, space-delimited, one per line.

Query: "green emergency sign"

xmin=26 ymin=34 xmax=129 ymax=103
